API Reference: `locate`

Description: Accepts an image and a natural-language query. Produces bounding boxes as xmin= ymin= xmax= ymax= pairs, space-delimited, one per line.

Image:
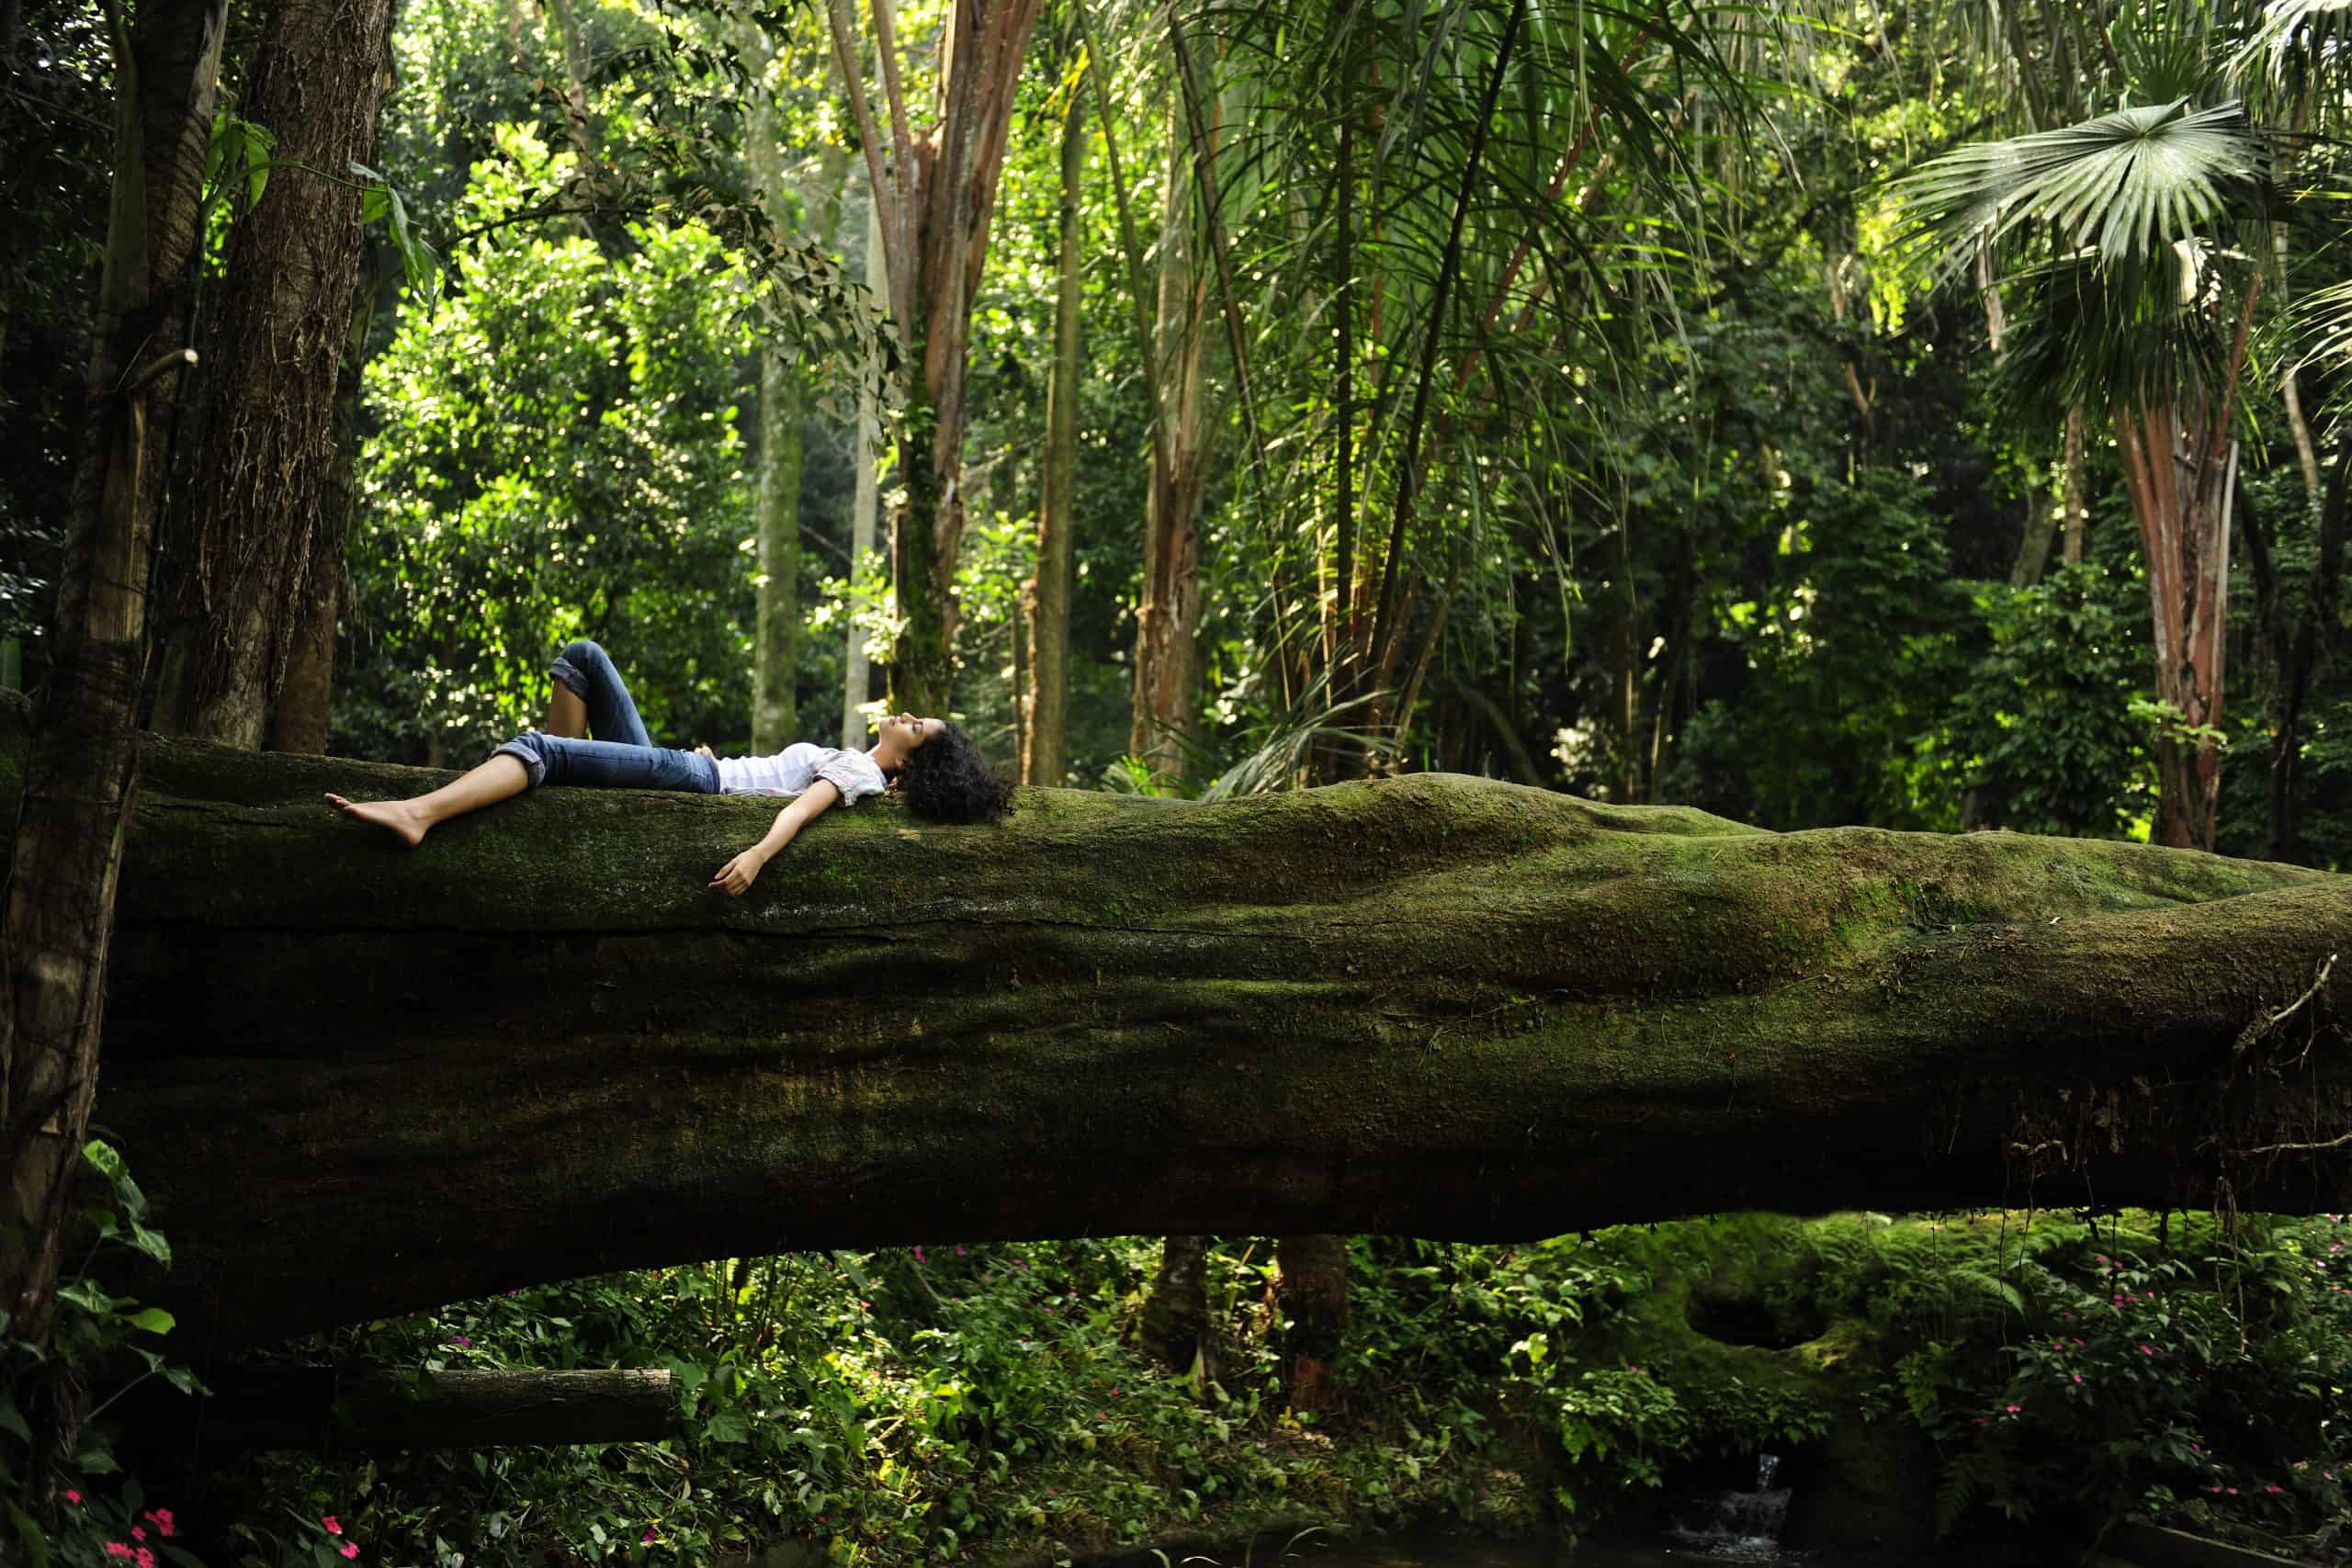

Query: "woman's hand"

xmin=709 ymin=847 xmax=769 ymax=897
xmin=695 ymin=744 xmax=718 ymax=761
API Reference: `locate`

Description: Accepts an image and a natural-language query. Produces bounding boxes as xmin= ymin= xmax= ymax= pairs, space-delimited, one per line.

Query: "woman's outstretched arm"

xmin=708 ymin=778 xmax=843 ymax=897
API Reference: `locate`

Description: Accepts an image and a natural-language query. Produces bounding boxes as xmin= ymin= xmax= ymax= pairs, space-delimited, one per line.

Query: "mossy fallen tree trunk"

xmin=5 ymin=703 xmax=2346 ymax=1348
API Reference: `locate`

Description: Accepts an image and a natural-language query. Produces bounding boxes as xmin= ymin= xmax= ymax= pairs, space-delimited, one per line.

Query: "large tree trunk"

xmin=14 ymin=707 xmax=2347 ymax=1350
xmin=0 ymin=0 xmax=230 ymax=1338
xmin=1021 ymin=84 xmax=1082 ymax=787
xmin=155 ymin=0 xmax=394 ymax=749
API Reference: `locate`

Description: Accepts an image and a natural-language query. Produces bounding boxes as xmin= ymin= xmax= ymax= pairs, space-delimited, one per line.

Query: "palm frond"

xmin=1899 ymin=99 xmax=2274 ymax=278
xmin=2233 ymin=0 xmax=2352 ymax=107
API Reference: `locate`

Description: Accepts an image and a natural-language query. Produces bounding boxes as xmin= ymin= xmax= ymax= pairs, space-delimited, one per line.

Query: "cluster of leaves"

xmin=3 ymin=1144 xmax=203 ymax=1568
xmin=1914 ymin=1213 xmax=2351 ymax=1560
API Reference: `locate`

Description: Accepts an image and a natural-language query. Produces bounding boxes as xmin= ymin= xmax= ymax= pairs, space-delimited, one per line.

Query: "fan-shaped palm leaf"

xmin=1899 ymin=99 xmax=2274 ymax=277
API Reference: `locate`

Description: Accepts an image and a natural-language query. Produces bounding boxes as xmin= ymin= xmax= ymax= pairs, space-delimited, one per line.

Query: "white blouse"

xmin=714 ymin=743 xmax=889 ymax=806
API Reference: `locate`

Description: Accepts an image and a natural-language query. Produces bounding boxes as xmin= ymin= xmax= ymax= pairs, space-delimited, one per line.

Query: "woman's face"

xmin=879 ymin=713 xmax=944 ymax=752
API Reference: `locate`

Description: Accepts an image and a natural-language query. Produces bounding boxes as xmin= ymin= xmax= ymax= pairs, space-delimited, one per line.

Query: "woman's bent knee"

xmin=550 ymin=639 xmax=610 ymax=697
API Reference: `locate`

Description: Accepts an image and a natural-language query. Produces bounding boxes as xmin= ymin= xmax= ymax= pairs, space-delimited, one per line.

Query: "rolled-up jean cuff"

xmin=492 ymin=737 xmax=548 ymax=788
xmin=548 ymin=652 xmax=590 ymax=698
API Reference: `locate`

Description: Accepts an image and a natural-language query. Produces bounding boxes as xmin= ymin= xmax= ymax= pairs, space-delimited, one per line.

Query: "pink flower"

xmin=2190 ymin=1442 xmax=2200 ymax=1452
xmin=449 ymin=1335 xmax=470 ymax=1348
xmin=2004 ymin=1404 xmax=2021 ymax=1415
xmin=105 ymin=1545 xmax=135 ymax=1561
xmin=136 ymin=1551 xmax=155 ymax=1568
xmin=133 ymin=1527 xmax=147 ymax=1541
xmin=143 ymin=1509 xmax=175 ymax=1538
xmin=2211 ymin=1485 xmax=2224 ymax=1494
xmin=1110 ymin=1386 xmax=1122 ymax=1397
xmin=1972 ymin=1416 xmax=1989 ymax=1427
xmin=2072 ymin=1373 xmax=2083 ymax=1383
xmin=859 ymin=1299 xmax=871 ymax=1310
xmin=642 ymin=1528 xmax=658 ymax=1544
xmin=61 ymin=1490 xmax=81 ymax=1506
xmin=2264 ymin=1484 xmax=2284 ymax=1495
xmin=956 ymin=1246 xmax=967 ymax=1257
xmin=2141 ymin=1344 xmax=2157 ymax=1356
xmin=340 ymin=1544 xmax=360 ymax=1561
xmin=2227 ymin=1487 xmax=2239 ymax=1496
xmin=1046 ymin=1488 xmax=1056 ymax=1496
xmin=912 ymin=1246 xmax=927 ymax=1264
xmin=322 ymin=1516 xmax=343 ymax=1535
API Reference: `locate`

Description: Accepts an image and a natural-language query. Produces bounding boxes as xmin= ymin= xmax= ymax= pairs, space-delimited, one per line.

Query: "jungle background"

xmin=3 ymin=0 xmax=2351 ymax=1562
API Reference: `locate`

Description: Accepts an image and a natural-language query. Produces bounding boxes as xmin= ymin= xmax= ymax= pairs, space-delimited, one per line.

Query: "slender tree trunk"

xmin=1275 ymin=1234 xmax=1351 ymax=1414
xmin=2009 ymin=489 xmax=2059 ymax=590
xmin=741 ymin=18 xmax=800 ymax=754
xmin=752 ymin=355 xmax=804 ymax=752
xmin=843 ymin=193 xmax=883 ymax=748
xmin=2115 ymin=401 xmax=2234 ymax=851
xmin=828 ymin=0 xmax=1046 ymax=718
xmin=1021 ymin=79 xmax=1081 ymax=786
xmin=1139 ymin=1234 xmax=1210 ymax=1372
xmin=1129 ymin=106 xmax=1211 ymax=780
xmin=0 ymin=0 xmax=230 ymax=1338
xmin=2244 ymin=446 xmax=2350 ymax=866
xmin=737 ymin=23 xmax=853 ymax=753
xmin=156 ymin=0 xmax=392 ymax=749
xmin=2060 ymin=405 xmax=2087 ymax=567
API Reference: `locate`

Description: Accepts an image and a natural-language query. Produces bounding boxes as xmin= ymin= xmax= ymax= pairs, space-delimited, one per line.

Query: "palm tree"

xmin=1898 ymin=9 xmax=2288 ymax=849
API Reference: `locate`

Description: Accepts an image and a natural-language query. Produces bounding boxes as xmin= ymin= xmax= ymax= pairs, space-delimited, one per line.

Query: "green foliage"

xmin=2 ymin=1144 xmax=205 ymax=1568
xmin=1948 ymin=560 xmax=2156 ymax=838
xmin=1915 ymin=1214 xmax=2352 ymax=1559
xmin=341 ymin=125 xmax=758 ymax=761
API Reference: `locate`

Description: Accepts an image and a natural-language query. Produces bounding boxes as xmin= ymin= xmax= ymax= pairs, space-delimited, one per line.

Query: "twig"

xmin=118 ymin=348 xmax=197 ymax=396
xmin=2235 ymin=1129 xmax=2352 ymax=1157
xmin=2232 ymin=951 xmax=2336 ymax=1056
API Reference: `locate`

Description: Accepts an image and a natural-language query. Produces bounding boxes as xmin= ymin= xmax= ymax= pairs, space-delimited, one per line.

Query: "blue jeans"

xmin=492 ymin=639 xmax=719 ymax=794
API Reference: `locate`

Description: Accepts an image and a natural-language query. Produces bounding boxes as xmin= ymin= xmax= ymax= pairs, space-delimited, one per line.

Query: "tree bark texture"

xmin=1275 ymin=1233 xmax=1350 ymax=1413
xmin=0 ymin=0 xmax=229 ymax=1338
xmin=2115 ymin=402 xmax=2235 ymax=851
xmin=1138 ymin=1235 xmax=1210 ymax=1372
xmin=1020 ymin=88 xmax=1082 ymax=787
xmin=130 ymin=1367 xmax=675 ymax=1450
xmin=843 ymin=192 xmax=883 ymax=749
xmin=266 ymin=570 xmax=337 ymax=754
xmin=7 ymin=708 xmax=2347 ymax=1349
xmin=158 ymin=0 xmax=394 ymax=749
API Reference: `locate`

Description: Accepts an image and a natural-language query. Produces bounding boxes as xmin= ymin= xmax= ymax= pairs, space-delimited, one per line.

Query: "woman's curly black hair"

xmin=891 ymin=722 xmax=1012 ymax=823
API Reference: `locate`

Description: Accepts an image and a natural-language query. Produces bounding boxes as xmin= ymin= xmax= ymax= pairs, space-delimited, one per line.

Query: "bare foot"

xmin=324 ymin=793 xmax=430 ymax=848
